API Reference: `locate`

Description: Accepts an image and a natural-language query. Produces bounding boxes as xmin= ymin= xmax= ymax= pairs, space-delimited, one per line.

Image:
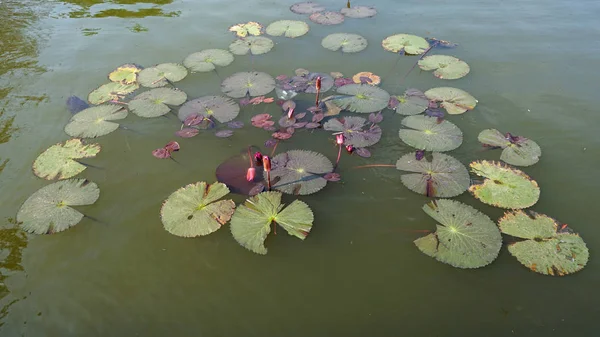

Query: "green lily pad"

xmin=108 ymin=64 xmax=142 ymax=84
xmin=398 ymin=115 xmax=463 ymax=152
xmin=478 ymin=129 xmax=542 ymax=167
xmin=396 ymin=152 xmax=470 ymax=198
xmin=469 ymin=160 xmax=540 ymax=209
xmin=17 ymin=178 xmax=100 ymax=234
xmin=271 ymin=150 xmax=333 ymax=195
xmin=33 ymin=139 xmax=101 ymax=180
xmin=266 ymin=20 xmax=309 ymax=38
xmin=128 ymin=88 xmax=187 ymax=118
xmin=229 ymin=36 xmax=274 ymax=55
xmin=229 ymin=22 xmax=263 ymax=37
xmin=418 ymin=55 xmax=470 ymax=80
xmin=340 ymin=6 xmax=377 ymax=18
xmin=138 ymin=63 xmax=188 ymax=88
xmin=333 ymin=84 xmax=390 ymax=113
xmin=382 ymin=34 xmax=430 ymax=55
xmin=424 ymin=87 xmax=477 ymax=115
xmin=160 ymin=181 xmax=236 ymax=237
xmin=230 ymin=191 xmax=314 ymax=255
xmin=221 ymin=71 xmax=275 ymax=98
xmin=393 ymin=90 xmax=429 ymax=115
xmin=88 ymin=82 xmax=139 ymax=105
xmin=499 ymin=211 xmax=589 ymax=276
xmin=64 ymin=104 xmax=128 ymax=138
xmin=290 ymin=2 xmax=325 ymax=14
xmin=309 ymin=11 xmax=345 ymax=25
xmin=183 ymin=49 xmax=235 ymax=72
xmin=321 ymin=33 xmax=368 ymax=53
xmin=414 ymin=199 xmax=502 ymax=269
xmin=178 ymin=96 xmax=240 ymax=123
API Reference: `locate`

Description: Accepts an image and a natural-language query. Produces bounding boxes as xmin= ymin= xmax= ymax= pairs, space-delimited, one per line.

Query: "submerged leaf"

xmin=129 ymin=88 xmax=187 ymax=118
xmin=33 ymin=139 xmax=101 ymax=180
xmin=333 ymin=84 xmax=390 ymax=113
xmin=175 ymin=128 xmax=199 ymax=138
xmin=424 ymin=87 xmax=477 ymax=115
xmin=478 ymin=129 xmax=541 ymax=166
xmin=323 ymin=116 xmax=382 ymax=147
xmin=398 ymin=115 xmax=463 ymax=151
xmin=266 ymin=20 xmax=309 ymax=38
xmin=178 ymin=96 xmax=240 ymax=123
xmin=221 ymin=71 xmax=276 ymax=98
xmin=418 ymin=55 xmax=470 ymax=80
xmin=321 ymin=33 xmax=368 ymax=53
xmin=215 ymin=130 xmax=234 ymax=138
xmin=309 ymin=11 xmax=345 ymax=25
xmin=64 ymin=104 xmax=128 ymax=138
xmin=66 ymin=96 xmax=89 ymax=114
xmin=290 ymin=1 xmax=325 ymax=14
xmin=271 ymin=150 xmax=334 ymax=195
xmin=183 ymin=49 xmax=235 ymax=72
xmin=138 ymin=63 xmax=188 ymax=88
xmin=382 ymin=34 xmax=430 ymax=55
xmin=229 ymin=36 xmax=274 ymax=55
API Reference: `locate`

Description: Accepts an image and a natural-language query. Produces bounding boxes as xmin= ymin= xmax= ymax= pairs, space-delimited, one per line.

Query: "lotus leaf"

xmin=418 ymin=55 xmax=470 ymax=80
xmin=88 ymin=82 xmax=139 ymax=104
xmin=229 ymin=22 xmax=263 ymax=37
xmin=382 ymin=34 xmax=430 ymax=55
xmin=333 ymin=84 xmax=390 ymax=113
xmin=178 ymin=96 xmax=240 ymax=123
xmin=323 ymin=116 xmax=382 ymax=147
xmin=108 ymin=64 xmax=142 ymax=84
xmin=33 ymin=139 xmax=101 ymax=180
xmin=129 ymin=88 xmax=187 ymax=118
xmin=290 ymin=1 xmax=325 ymax=14
xmin=340 ymin=6 xmax=377 ymax=18
xmin=221 ymin=71 xmax=275 ymax=98
xmin=64 ymin=104 xmax=128 ymax=138
xmin=398 ymin=115 xmax=463 ymax=151
xmin=498 ymin=210 xmax=559 ymax=239
xmin=321 ymin=33 xmax=368 ymax=53
xmin=183 ymin=49 xmax=234 ymax=72
xmin=266 ymin=20 xmax=309 ymax=38
xmin=424 ymin=87 xmax=477 ymax=115
xmin=271 ymin=150 xmax=334 ymax=195
xmin=138 ymin=63 xmax=188 ymax=88
xmin=229 ymin=36 xmax=274 ymax=55
xmin=309 ymin=11 xmax=345 ymax=25
xmin=393 ymin=90 xmax=429 ymax=115
xmin=478 ymin=129 xmax=541 ymax=166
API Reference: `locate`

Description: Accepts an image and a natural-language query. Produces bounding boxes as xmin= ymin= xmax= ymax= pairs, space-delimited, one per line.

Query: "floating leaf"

xmin=161 ymin=182 xmax=235 ymax=237
xmin=17 ymin=179 xmax=100 ymax=234
xmin=469 ymin=160 xmax=540 ymax=209
xmin=229 ymin=36 xmax=274 ymax=55
xmin=183 ymin=49 xmax=235 ymax=72
xmin=88 ymin=82 xmax=139 ymax=104
xmin=478 ymin=129 xmax=541 ymax=167
xmin=129 ymin=88 xmax=187 ymax=118
xmin=152 ymin=148 xmax=171 ymax=159
xmin=271 ymin=150 xmax=333 ymax=195
xmin=290 ymin=1 xmax=325 ymax=14
xmin=352 ymin=72 xmax=380 ymax=85
xmin=392 ymin=89 xmax=429 ymax=115
xmin=396 ymin=152 xmax=469 ymax=198
xmin=176 ymin=128 xmax=199 ymax=138
xmin=251 ymin=113 xmax=274 ymax=128
xmin=321 ymin=33 xmax=368 ymax=53
xmin=382 ymin=34 xmax=430 ymax=55
xmin=418 ymin=55 xmax=470 ymax=80
xmin=229 ymin=21 xmax=263 ymax=37
xmin=215 ymin=130 xmax=234 ymax=138
xmin=333 ymin=84 xmax=390 ymax=113
xmin=33 ymin=139 xmax=101 ymax=180
xmin=300 ymin=73 xmax=334 ymax=94
xmin=354 ymin=147 xmax=371 ymax=158
xmin=138 ymin=63 xmax=188 ymax=88
xmin=227 ymin=121 xmax=244 ymax=129
xmin=398 ymin=115 xmax=463 ymax=152
xmin=323 ymin=116 xmax=382 ymax=147
xmin=230 ymin=191 xmax=313 ymax=255
xmin=424 ymin=87 xmax=477 ymax=115
xmin=221 ymin=71 xmax=276 ymax=98
xmin=64 ymin=104 xmax=128 ymax=138
xmin=266 ymin=20 xmax=309 ymax=38
xmin=340 ymin=6 xmax=377 ymax=18
xmin=108 ymin=64 xmax=142 ymax=84
xmin=414 ymin=199 xmax=502 ymax=269
xmin=179 ymin=96 xmax=240 ymax=123
xmin=309 ymin=11 xmax=345 ymax=25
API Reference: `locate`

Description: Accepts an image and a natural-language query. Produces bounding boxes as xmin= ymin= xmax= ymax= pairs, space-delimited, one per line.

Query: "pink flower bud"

xmin=336 ymin=133 xmax=344 ymax=145
xmin=262 ymin=155 xmax=271 ymax=172
xmin=246 ymin=167 xmax=256 ymax=182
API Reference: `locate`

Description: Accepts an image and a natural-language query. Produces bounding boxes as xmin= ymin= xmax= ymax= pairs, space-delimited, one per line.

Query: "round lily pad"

xmin=393 ymin=90 xmax=429 ymax=115
xmin=321 ymin=33 xmax=368 ymax=53
xmin=108 ymin=64 xmax=142 ymax=84
xmin=271 ymin=150 xmax=334 ymax=195
xmin=323 ymin=116 xmax=382 ymax=147
xmin=229 ymin=22 xmax=263 ymax=37
xmin=64 ymin=104 xmax=128 ymax=138
xmin=309 ymin=11 xmax=345 ymax=25
xmin=478 ymin=129 xmax=541 ymax=167
xmin=290 ymin=1 xmax=325 ymax=14
xmin=414 ymin=199 xmax=502 ymax=269
xmin=88 ymin=82 xmax=139 ymax=105
xmin=129 ymin=88 xmax=187 ymax=118
xmin=178 ymin=96 xmax=240 ymax=123
xmin=469 ymin=160 xmax=540 ymax=209
xmin=17 ymin=179 xmax=100 ymax=234
xmin=398 ymin=115 xmax=463 ymax=151
xmin=424 ymin=87 xmax=477 ymax=115
xmin=352 ymin=72 xmax=380 ymax=85
xmin=382 ymin=34 xmax=430 ymax=55
xmin=396 ymin=152 xmax=470 ymax=198
xmin=229 ymin=36 xmax=274 ymax=55
xmin=266 ymin=20 xmax=309 ymax=38
xmin=33 ymin=139 xmax=101 ymax=180
xmin=340 ymin=6 xmax=377 ymax=18
xmin=418 ymin=55 xmax=470 ymax=80
xmin=333 ymin=84 xmax=390 ymax=113
xmin=138 ymin=63 xmax=188 ymax=88
xmin=183 ymin=49 xmax=234 ymax=72
xmin=302 ymin=72 xmax=334 ymax=94
xmin=499 ymin=211 xmax=589 ymax=276
xmin=230 ymin=191 xmax=314 ymax=255
xmin=221 ymin=71 xmax=275 ymax=98
xmin=160 ymin=181 xmax=236 ymax=237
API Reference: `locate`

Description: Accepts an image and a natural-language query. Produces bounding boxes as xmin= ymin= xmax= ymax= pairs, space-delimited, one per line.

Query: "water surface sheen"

xmin=0 ymin=0 xmax=599 ymax=336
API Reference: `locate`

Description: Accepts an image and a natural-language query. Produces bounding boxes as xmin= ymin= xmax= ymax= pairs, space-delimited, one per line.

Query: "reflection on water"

xmin=59 ymin=0 xmax=180 ymax=19
xmin=0 ymin=225 xmax=28 ymax=327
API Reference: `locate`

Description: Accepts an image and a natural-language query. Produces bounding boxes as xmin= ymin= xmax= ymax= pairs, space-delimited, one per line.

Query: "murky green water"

xmin=1 ymin=0 xmax=599 ymax=335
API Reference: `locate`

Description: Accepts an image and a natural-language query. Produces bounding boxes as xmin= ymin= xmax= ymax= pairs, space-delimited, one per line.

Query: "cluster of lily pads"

xmin=15 ymin=2 xmax=588 ymax=276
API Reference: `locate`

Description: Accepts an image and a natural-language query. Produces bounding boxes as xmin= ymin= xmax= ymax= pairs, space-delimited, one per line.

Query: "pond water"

xmin=1 ymin=0 xmax=599 ymax=335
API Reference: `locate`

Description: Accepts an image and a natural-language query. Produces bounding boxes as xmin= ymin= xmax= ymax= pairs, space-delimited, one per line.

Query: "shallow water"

xmin=1 ymin=0 xmax=599 ymax=335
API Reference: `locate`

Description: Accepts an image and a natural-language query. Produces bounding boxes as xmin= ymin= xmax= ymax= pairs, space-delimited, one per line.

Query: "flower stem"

xmin=266 ymin=171 xmax=271 ymax=191
xmin=335 ymin=144 xmax=342 ymax=169
xmin=270 ymin=140 xmax=279 ymax=157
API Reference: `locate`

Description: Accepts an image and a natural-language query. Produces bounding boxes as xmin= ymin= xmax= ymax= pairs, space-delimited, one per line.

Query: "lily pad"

xmin=414 ymin=199 xmax=502 ymax=269
xmin=160 ymin=181 xmax=236 ymax=237
xmin=178 ymin=96 xmax=240 ymax=123
xmin=229 ymin=36 xmax=274 ymax=55
xmin=17 ymin=179 xmax=100 ymax=234
xmin=108 ymin=64 xmax=142 ymax=84
xmin=129 ymin=88 xmax=187 ymax=118
xmin=221 ymin=72 xmax=276 ymax=98
xmin=229 ymin=22 xmax=263 ymax=37
xmin=290 ymin=1 xmax=325 ymax=14
xmin=352 ymin=72 xmax=380 ymax=85
xmin=266 ymin=20 xmax=309 ymax=38
xmin=230 ymin=191 xmax=313 ymax=255
xmin=321 ymin=33 xmax=368 ymax=53
xmin=499 ymin=211 xmax=589 ymax=276
xmin=478 ymin=129 xmax=542 ymax=167
xmin=309 ymin=11 xmax=345 ymax=25
xmin=382 ymin=34 xmax=430 ymax=55
xmin=418 ymin=55 xmax=470 ymax=80
xmin=64 ymin=104 xmax=128 ymax=138
xmin=183 ymin=49 xmax=235 ymax=72
xmin=333 ymin=84 xmax=390 ymax=113
xmin=469 ymin=160 xmax=540 ymax=209
xmin=424 ymin=87 xmax=477 ymax=115
xmin=340 ymin=6 xmax=377 ymax=18
xmin=396 ymin=152 xmax=470 ymax=198
xmin=398 ymin=115 xmax=463 ymax=151
xmin=392 ymin=89 xmax=429 ymax=115
xmin=33 ymin=139 xmax=101 ymax=180
xmin=271 ymin=150 xmax=334 ymax=195
xmin=323 ymin=116 xmax=382 ymax=147
xmin=88 ymin=82 xmax=139 ymax=105
xmin=303 ymin=73 xmax=334 ymax=94
xmin=138 ymin=63 xmax=188 ymax=88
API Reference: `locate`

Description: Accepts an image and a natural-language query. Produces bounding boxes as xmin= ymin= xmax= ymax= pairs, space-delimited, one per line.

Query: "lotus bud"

xmin=246 ymin=167 xmax=256 ymax=182
xmin=254 ymin=151 xmax=263 ymax=166
xmin=287 ymin=107 xmax=295 ymax=119
xmin=315 ymin=76 xmax=322 ymax=91
xmin=335 ymin=133 xmax=344 ymax=145
xmin=262 ymin=155 xmax=271 ymax=172
xmin=345 ymin=144 xmax=354 ymax=153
